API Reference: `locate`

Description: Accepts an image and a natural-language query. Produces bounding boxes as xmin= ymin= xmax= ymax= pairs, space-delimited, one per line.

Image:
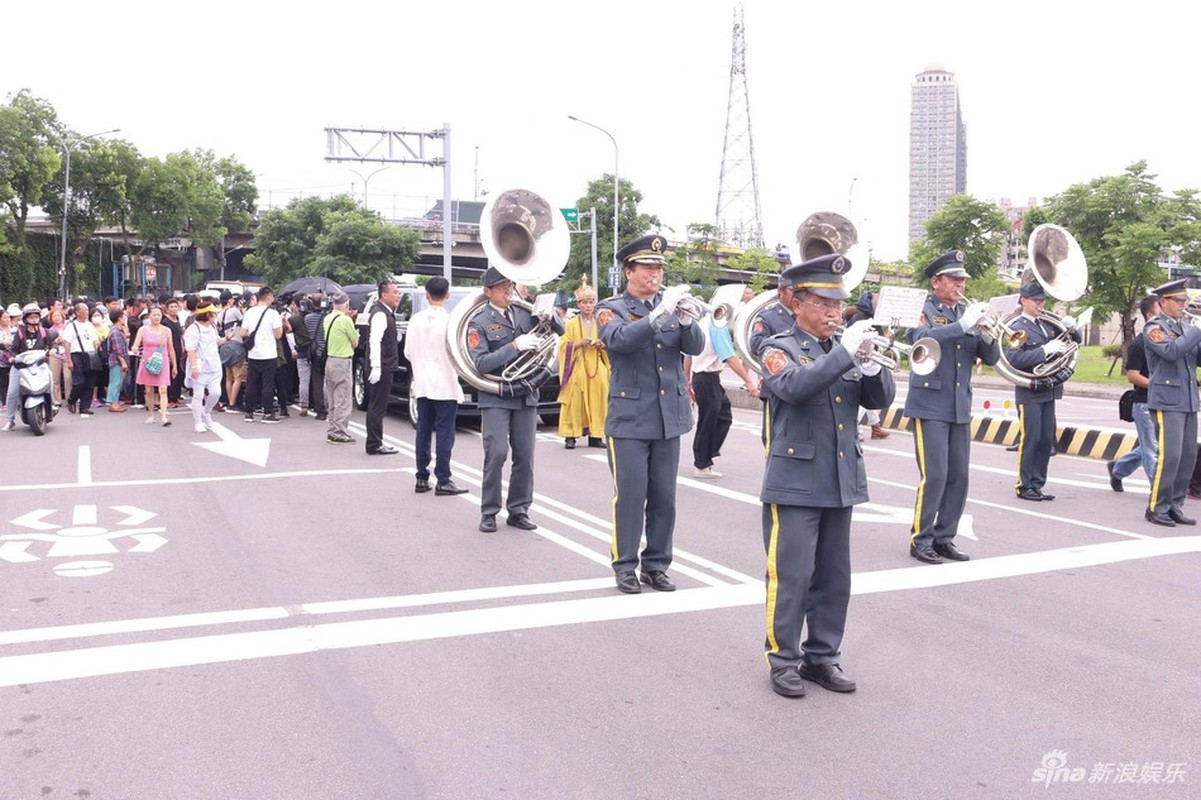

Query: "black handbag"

xmin=1118 ymin=389 xmax=1135 ymax=423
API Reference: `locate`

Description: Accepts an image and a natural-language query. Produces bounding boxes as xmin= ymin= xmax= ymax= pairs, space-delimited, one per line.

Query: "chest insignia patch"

xmin=932 ymin=316 xmax=948 ymax=326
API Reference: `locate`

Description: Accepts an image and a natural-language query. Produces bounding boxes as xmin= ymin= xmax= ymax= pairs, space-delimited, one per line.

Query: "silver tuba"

xmin=989 ymin=224 xmax=1089 ymax=391
xmin=446 ymin=187 xmax=568 ymax=398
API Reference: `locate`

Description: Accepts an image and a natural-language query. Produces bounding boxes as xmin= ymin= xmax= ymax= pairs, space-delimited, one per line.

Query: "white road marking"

xmin=9 ymin=509 xmax=56 ymax=530
xmin=2 ymin=536 xmax=1197 ymax=688
xmin=0 ymin=467 xmax=410 ymax=493
xmin=71 ymin=504 xmax=97 ymax=525
xmin=193 ymin=421 xmax=272 ymax=467
xmin=77 ymin=445 xmax=92 ymax=485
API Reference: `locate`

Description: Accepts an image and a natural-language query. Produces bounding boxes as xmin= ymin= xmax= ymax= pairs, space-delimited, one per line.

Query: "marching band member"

xmin=903 ymin=250 xmax=1000 ymax=564
xmin=1005 ymin=282 xmax=1081 ymax=501
xmin=1141 ymin=279 xmax=1201 ymax=527
xmin=467 ymin=267 xmax=564 ymax=533
xmin=597 ymin=234 xmax=705 ymax=594
xmin=759 ymin=253 xmax=895 ymax=698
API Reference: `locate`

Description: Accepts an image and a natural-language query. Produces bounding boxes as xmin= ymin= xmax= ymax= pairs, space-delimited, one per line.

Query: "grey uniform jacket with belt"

xmin=902 ymin=296 xmax=1001 ymax=424
xmin=467 ymin=304 xmax=564 ymax=410
xmin=759 ymin=328 xmax=895 ymax=508
xmin=1144 ymin=314 xmax=1201 ymax=412
xmin=597 ymin=292 xmax=706 ymax=440
xmin=1005 ymin=314 xmax=1080 ymax=404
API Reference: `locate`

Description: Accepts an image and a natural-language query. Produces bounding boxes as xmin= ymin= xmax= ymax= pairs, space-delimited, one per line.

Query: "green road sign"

xmin=560 ymin=208 xmax=579 ymax=222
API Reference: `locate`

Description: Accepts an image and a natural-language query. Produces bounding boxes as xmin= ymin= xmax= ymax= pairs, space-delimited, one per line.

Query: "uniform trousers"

xmin=324 ymin=358 xmax=352 ymax=437
xmin=763 ymin=504 xmax=852 ymax=670
xmin=479 ymin=405 xmax=536 ymax=517
xmin=692 ymin=371 xmax=732 ymax=469
xmin=607 ymin=436 xmax=680 ymax=574
xmin=1149 ymin=409 xmax=1197 ymax=515
xmin=415 ymin=398 xmax=458 ymax=484
xmin=365 ymin=370 xmax=395 ymax=451
xmin=910 ymin=418 xmax=971 ymax=547
xmin=1016 ymin=400 xmax=1056 ymax=493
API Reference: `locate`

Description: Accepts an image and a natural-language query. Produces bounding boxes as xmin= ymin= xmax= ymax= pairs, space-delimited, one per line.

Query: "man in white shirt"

xmin=685 ymin=317 xmax=758 ymax=478
xmin=62 ymin=300 xmax=100 ymax=416
xmin=238 ymin=286 xmax=284 ymax=424
xmin=404 ymin=277 xmax=468 ymax=495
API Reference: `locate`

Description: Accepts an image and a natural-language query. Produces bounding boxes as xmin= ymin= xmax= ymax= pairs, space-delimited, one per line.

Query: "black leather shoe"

xmin=640 ymin=570 xmax=676 ymax=592
xmin=770 ymin=666 xmax=806 ymax=698
xmin=564 ymin=437 xmax=576 ymax=449
xmin=367 ymin=445 xmax=399 ymax=455
xmin=435 ymin=480 xmax=468 ymax=496
xmin=414 ymin=478 xmax=431 ymax=494
xmin=1005 ymin=443 xmax=1019 ymax=452
xmin=506 ymin=513 xmax=538 ymax=531
xmin=1145 ymin=509 xmax=1176 ymax=527
xmin=479 ymin=514 xmax=497 ymax=533
xmin=1017 ymin=488 xmax=1043 ymax=501
xmin=588 ymin=437 xmax=606 ymax=448
xmin=1107 ymin=461 xmax=1123 ymax=492
xmin=933 ymin=541 xmax=970 ymax=561
xmin=799 ymin=662 xmax=857 ymax=693
xmin=615 ymin=571 xmax=641 ymax=594
xmin=1168 ymin=508 xmax=1197 ymax=525
xmin=1037 ymin=491 xmax=1056 ymax=501
xmin=909 ymin=543 xmax=943 ymax=564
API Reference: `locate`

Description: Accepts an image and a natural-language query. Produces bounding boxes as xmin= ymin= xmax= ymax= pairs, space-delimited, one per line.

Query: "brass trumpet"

xmin=832 ymin=323 xmax=940 ymax=376
xmin=671 ymin=288 xmax=735 ymax=328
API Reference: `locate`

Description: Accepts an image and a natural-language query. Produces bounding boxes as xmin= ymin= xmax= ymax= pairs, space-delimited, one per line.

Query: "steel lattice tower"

xmin=714 ymin=5 xmax=763 ymax=249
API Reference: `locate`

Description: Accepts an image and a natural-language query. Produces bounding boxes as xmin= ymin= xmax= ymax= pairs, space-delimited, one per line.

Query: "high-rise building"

xmin=908 ymin=66 xmax=968 ymax=249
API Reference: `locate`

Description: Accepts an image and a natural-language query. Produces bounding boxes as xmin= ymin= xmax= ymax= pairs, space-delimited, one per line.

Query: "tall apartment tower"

xmin=908 ymin=67 xmax=967 ymax=248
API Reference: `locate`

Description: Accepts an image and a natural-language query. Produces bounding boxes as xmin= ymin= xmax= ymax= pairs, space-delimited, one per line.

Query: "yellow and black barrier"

xmin=879 ymin=408 xmax=1137 ymax=461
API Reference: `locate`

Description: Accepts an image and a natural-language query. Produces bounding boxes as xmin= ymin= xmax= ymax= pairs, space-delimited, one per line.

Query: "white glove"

xmin=368 ymin=366 xmax=381 ymax=385
xmin=959 ymin=302 xmax=988 ymax=330
xmin=1042 ymin=339 xmax=1068 ymax=356
xmin=660 ymin=284 xmax=691 ymax=316
xmin=1060 ymin=315 xmax=1077 ymax=330
xmin=858 ymin=358 xmax=882 ymax=377
xmin=513 ymin=333 xmax=540 ymax=352
xmin=839 ymin=319 xmax=874 ymax=359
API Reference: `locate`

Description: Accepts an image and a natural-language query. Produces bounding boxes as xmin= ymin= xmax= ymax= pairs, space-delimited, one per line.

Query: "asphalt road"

xmin=1 ymin=395 xmax=1198 ymax=799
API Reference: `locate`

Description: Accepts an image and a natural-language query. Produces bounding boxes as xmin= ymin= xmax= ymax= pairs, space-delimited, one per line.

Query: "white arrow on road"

xmin=111 ymin=506 xmax=157 ymax=527
xmin=10 ymin=509 xmax=57 ymax=531
xmin=192 ymin=421 xmax=271 ymax=467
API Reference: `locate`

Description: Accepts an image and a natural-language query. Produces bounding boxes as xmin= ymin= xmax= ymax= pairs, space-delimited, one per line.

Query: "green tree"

xmin=664 ymin=222 xmax=723 ymax=291
xmin=246 ymin=195 xmax=420 ymax=287
xmin=195 ymin=149 xmax=258 ymax=271
xmin=0 ymin=90 xmax=61 ymax=300
xmin=726 ymin=246 xmax=783 ymax=292
xmin=910 ymin=194 xmax=1010 ymax=285
xmin=1045 ymin=161 xmax=1201 ymax=352
xmin=564 ymin=174 xmax=661 ymax=297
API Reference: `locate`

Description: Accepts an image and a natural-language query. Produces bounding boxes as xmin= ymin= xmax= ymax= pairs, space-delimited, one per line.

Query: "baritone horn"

xmin=446 ymin=187 xmax=568 ymax=398
xmin=832 ymin=324 xmax=940 ymax=376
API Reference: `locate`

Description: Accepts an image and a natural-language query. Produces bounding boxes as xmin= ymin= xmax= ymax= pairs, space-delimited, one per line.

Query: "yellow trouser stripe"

xmin=1014 ymin=404 xmax=1026 ymax=492
xmin=1150 ymin=409 xmax=1167 ymax=509
xmin=764 ymin=503 xmax=781 ymax=664
xmin=763 ymin=401 xmax=772 ymax=455
xmin=910 ymin=418 xmax=926 ymax=542
xmin=607 ymin=436 xmax=619 ymax=562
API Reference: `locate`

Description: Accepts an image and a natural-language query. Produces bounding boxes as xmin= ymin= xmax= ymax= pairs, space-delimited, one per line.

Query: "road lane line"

xmin=2 ymin=536 xmax=1198 ymax=688
xmin=77 ymin=445 xmax=92 ymax=485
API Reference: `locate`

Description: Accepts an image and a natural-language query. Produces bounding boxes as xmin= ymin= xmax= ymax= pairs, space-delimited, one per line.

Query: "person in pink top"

xmin=130 ymin=306 xmax=177 ymax=426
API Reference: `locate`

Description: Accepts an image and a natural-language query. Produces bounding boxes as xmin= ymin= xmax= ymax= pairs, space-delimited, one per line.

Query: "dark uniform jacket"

xmin=1143 ymin=313 xmax=1201 ymax=413
xmin=903 ymin=296 xmax=1001 ymax=424
xmin=468 ymin=303 xmax=564 ymax=409
xmin=759 ymin=327 xmax=895 ymax=508
xmin=1005 ymin=313 xmax=1080 ymax=404
xmin=597 ymin=291 xmax=706 ymax=439
xmin=749 ymin=301 xmax=795 ymax=357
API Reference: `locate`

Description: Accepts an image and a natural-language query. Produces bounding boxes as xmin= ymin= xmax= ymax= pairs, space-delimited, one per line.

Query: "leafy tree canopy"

xmin=561 ymin=174 xmax=661 ymax=298
xmin=910 ymin=194 xmax=1010 ymax=285
xmin=246 ymin=195 xmax=420 ymax=288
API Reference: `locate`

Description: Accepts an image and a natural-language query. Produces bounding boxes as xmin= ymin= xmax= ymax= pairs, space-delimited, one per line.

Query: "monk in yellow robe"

xmin=557 ymin=276 xmax=610 ymax=448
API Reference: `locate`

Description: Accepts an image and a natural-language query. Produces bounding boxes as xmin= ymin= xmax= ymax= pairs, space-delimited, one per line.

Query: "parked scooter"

xmin=11 ymin=349 xmax=57 ymax=435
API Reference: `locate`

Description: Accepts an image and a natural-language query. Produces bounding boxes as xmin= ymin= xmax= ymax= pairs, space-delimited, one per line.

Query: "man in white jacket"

xmin=404 ymin=277 xmax=468 ymax=495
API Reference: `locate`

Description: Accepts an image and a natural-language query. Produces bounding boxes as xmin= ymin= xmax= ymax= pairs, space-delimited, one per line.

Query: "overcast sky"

xmin=9 ymin=0 xmax=1199 ymax=262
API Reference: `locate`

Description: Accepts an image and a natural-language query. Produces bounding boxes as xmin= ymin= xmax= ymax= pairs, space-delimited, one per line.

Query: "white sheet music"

xmin=874 ymin=287 xmax=928 ymax=328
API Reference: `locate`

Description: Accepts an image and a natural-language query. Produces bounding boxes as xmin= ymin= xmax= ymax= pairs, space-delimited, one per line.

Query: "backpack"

xmin=97 ymin=332 xmax=111 ymax=363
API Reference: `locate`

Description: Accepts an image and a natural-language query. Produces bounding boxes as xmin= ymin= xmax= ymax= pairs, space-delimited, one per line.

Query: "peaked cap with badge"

xmin=924 ymin=250 xmax=970 ymax=279
xmin=1151 ymin=278 xmax=1189 ymax=299
xmin=482 ymin=266 xmax=510 ymax=287
xmin=1019 ymin=282 xmax=1046 ymax=300
xmin=617 ymin=234 xmax=668 ymax=266
xmin=781 ymin=253 xmax=854 ymax=300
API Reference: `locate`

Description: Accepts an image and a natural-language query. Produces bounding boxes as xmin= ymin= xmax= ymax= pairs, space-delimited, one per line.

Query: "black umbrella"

xmin=279 ymin=276 xmax=345 ymax=298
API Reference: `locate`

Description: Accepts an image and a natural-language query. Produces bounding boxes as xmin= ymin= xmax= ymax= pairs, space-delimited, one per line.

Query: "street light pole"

xmin=349 ymin=166 xmax=390 ymax=210
xmin=568 ymin=116 xmax=619 ymax=294
xmin=58 ymin=128 xmax=119 ymax=299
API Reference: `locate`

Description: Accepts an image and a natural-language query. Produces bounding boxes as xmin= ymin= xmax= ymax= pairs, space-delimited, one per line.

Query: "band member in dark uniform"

xmin=1141 ymin=278 xmax=1201 ymax=526
xmin=597 ymin=235 xmax=706 ymax=594
xmin=903 ymin=250 xmax=1001 ymax=564
xmin=467 ymin=267 xmax=564 ymax=533
xmin=759 ymin=253 xmax=895 ymax=698
xmin=1005 ymin=281 xmax=1081 ymax=501
xmin=365 ymin=280 xmax=401 ymax=455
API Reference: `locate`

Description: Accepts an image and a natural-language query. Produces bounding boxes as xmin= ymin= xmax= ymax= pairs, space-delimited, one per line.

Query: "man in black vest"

xmin=365 ymin=279 xmax=400 ymax=455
